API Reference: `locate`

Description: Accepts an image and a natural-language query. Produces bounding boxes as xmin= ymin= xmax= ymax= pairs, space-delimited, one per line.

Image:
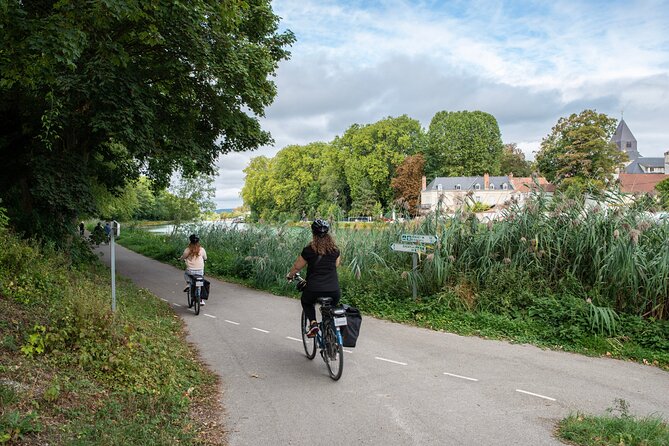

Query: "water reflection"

xmin=144 ymin=220 xmax=248 ymax=234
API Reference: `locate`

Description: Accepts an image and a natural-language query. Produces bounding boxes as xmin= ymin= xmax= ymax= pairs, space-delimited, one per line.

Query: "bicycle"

xmin=185 ymin=274 xmax=204 ymax=316
xmin=292 ymin=273 xmax=347 ymax=380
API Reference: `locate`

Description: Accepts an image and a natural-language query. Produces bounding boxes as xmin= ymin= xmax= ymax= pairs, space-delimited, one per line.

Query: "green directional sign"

xmin=401 ymin=234 xmax=438 ymax=244
xmin=391 ymin=243 xmax=427 ymax=253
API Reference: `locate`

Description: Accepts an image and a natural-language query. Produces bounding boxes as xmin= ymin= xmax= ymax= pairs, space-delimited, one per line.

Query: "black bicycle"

xmin=292 ymin=274 xmax=347 ymax=380
xmin=185 ymin=274 xmax=204 ymax=316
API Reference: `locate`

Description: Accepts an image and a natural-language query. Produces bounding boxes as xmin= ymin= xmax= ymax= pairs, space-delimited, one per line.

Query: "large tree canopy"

xmin=535 ymin=110 xmax=626 ymax=189
xmin=500 ymin=143 xmax=532 ymax=177
xmin=0 ymin=0 xmax=294 ymax=240
xmin=241 ymin=142 xmax=328 ymax=221
xmin=425 ymin=110 xmax=503 ymax=180
xmin=335 ymin=115 xmax=425 ymax=214
xmin=241 ymin=116 xmax=425 ymax=221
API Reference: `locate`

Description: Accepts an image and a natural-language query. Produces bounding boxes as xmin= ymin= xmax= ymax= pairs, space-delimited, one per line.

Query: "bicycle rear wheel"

xmin=301 ymin=310 xmax=316 ymax=359
xmin=323 ymin=324 xmax=343 ymax=380
xmin=194 ymin=288 xmax=201 ymax=315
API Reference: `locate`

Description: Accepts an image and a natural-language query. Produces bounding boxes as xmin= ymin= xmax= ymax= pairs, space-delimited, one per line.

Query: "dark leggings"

xmin=301 ymin=289 xmax=341 ymax=322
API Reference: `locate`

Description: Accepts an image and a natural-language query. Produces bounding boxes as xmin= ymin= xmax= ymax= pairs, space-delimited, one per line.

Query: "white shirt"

xmin=181 ymin=247 xmax=207 ymax=271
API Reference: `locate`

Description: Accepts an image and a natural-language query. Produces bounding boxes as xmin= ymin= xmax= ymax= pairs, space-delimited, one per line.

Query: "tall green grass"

xmin=120 ymin=192 xmax=669 ymax=367
xmin=558 ymin=399 xmax=669 ymax=446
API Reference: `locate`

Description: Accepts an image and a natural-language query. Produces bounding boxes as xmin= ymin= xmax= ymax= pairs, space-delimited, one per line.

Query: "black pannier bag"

xmin=202 ymin=279 xmax=211 ymax=300
xmin=340 ymin=304 xmax=362 ymax=348
xmin=193 ymin=279 xmax=211 ymax=300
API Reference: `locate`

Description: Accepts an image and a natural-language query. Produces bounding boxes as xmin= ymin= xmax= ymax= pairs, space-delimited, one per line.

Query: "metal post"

xmin=111 ymin=231 xmax=116 ymax=312
xmin=412 ymin=252 xmax=418 ymax=300
xmin=436 ymin=194 xmax=441 ymax=232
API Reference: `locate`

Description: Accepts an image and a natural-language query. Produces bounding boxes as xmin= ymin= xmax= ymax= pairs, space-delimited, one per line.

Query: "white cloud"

xmin=209 ymin=0 xmax=669 ymax=208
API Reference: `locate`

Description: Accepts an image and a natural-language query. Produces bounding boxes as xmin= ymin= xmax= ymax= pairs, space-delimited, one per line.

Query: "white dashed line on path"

xmin=343 ymin=349 xmax=353 ymax=353
xmin=286 ymin=336 xmax=302 ymax=342
xmin=515 ymin=389 xmax=556 ymax=401
xmin=224 ymin=320 xmax=240 ymax=325
xmin=375 ymin=357 xmax=407 ymax=366
xmin=252 ymin=327 xmax=270 ymax=333
xmin=160 ymin=298 xmax=168 ymax=302
xmin=173 ymin=303 xmax=182 ymax=307
xmin=443 ymin=372 xmax=478 ymax=382
xmin=204 ymin=314 xmax=216 ymax=319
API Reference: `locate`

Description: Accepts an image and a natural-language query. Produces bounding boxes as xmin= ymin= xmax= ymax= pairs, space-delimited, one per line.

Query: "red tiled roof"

xmin=511 ymin=177 xmax=556 ymax=193
xmin=618 ymin=173 xmax=669 ymax=194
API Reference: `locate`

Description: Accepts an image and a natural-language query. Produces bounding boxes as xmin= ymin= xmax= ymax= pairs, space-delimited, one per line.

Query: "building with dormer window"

xmin=419 ymin=173 xmax=554 ymax=212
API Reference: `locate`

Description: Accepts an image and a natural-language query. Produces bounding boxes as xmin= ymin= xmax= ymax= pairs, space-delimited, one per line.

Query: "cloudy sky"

xmin=213 ymin=0 xmax=669 ymax=209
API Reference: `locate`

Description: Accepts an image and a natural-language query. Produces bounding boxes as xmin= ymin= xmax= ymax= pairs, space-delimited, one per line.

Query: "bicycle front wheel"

xmin=323 ymin=324 xmax=343 ymax=380
xmin=301 ymin=310 xmax=316 ymax=359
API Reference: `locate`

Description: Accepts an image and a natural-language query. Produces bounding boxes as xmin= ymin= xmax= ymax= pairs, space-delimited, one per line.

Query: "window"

xmin=455 ymin=184 xmax=461 ymax=190
xmin=490 ymin=184 xmax=495 ymax=190
xmin=626 ymin=142 xmax=632 ymax=148
xmin=474 ymin=183 xmax=481 ymax=190
xmin=437 ymin=184 xmax=442 ymax=191
xmin=502 ymin=183 xmax=508 ymax=190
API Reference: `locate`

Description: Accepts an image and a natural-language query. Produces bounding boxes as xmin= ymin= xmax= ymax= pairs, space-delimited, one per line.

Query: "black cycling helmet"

xmin=189 ymin=234 xmax=200 ymax=244
xmin=311 ymin=219 xmax=329 ymax=237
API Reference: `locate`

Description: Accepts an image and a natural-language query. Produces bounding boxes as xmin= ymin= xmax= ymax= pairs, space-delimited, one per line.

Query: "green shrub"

xmin=0 ymin=410 xmax=42 ymax=444
xmin=0 ymin=229 xmax=218 ymax=443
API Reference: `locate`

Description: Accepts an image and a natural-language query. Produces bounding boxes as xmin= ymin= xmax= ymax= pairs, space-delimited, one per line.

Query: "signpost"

xmin=391 ymin=234 xmax=438 ymax=300
xmin=390 ymin=243 xmax=427 ymax=253
xmin=111 ymin=221 xmax=120 ymax=312
xmin=400 ymin=234 xmax=438 ymax=244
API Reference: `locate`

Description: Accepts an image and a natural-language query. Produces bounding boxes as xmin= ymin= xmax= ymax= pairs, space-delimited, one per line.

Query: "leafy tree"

xmin=93 ymin=181 xmax=140 ymax=222
xmin=535 ymin=110 xmax=627 ymax=188
xmin=318 ymin=144 xmax=350 ymax=213
xmin=391 ymin=153 xmax=425 ymax=217
xmin=167 ymin=172 xmax=216 ymax=226
xmin=656 ymin=178 xmax=669 ymax=210
xmin=500 ymin=143 xmax=532 ymax=177
xmin=269 ymin=143 xmax=326 ymax=219
xmin=349 ymin=177 xmax=379 ymax=217
xmin=241 ymin=156 xmax=276 ymax=221
xmin=425 ymin=110 xmax=503 ymax=180
xmin=336 ymin=115 xmax=424 ymax=214
xmin=241 ymin=143 xmax=327 ymax=221
xmin=0 ymin=0 xmax=294 ymax=243
xmin=132 ymin=177 xmax=160 ymax=220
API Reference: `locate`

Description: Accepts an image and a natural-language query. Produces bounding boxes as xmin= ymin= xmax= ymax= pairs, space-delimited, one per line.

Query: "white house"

xmin=420 ymin=173 xmax=554 ymax=213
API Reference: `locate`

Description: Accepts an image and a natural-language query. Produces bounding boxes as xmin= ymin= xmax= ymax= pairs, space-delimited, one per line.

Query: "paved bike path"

xmin=97 ymin=243 xmax=669 ymax=446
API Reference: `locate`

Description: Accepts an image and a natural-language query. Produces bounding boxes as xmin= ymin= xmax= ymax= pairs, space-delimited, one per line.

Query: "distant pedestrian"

xmin=79 ymin=222 xmax=85 ymax=236
xmin=104 ymin=222 xmax=111 ymax=242
xmin=91 ymin=222 xmax=105 ymax=245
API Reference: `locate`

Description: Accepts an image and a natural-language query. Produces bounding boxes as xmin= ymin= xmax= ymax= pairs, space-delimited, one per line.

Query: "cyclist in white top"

xmin=180 ymin=234 xmax=208 ymax=303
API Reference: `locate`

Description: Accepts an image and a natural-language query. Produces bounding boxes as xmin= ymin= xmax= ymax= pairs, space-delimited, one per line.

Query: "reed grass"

xmin=120 ymin=191 xmax=669 ymax=366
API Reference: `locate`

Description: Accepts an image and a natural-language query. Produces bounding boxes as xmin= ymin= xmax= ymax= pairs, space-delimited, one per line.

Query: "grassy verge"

xmin=557 ymin=400 xmax=669 ymax=446
xmin=0 ymin=229 xmax=224 ymax=445
xmin=117 ymin=223 xmax=669 ymax=370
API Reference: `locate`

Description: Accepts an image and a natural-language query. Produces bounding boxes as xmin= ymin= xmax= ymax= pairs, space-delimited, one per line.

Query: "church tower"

xmin=611 ymin=119 xmax=640 ymax=160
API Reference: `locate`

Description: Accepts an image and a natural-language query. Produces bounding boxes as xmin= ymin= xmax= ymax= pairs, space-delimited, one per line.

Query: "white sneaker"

xmin=200 ymin=300 xmax=205 ymax=306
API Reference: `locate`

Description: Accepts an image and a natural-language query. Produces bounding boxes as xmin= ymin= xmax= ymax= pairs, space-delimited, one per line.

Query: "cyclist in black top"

xmin=287 ymin=219 xmax=341 ymax=337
